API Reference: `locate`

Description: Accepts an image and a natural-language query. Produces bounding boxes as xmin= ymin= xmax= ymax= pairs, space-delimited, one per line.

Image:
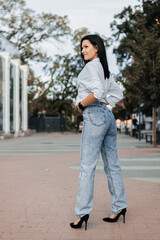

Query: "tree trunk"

xmin=153 ymin=106 xmax=157 ymax=147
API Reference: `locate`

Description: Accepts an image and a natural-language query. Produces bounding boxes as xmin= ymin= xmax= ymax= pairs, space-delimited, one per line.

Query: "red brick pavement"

xmin=0 ymin=134 xmax=160 ymax=240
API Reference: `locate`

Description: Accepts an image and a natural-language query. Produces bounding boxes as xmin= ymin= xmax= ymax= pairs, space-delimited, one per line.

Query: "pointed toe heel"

xmin=103 ymin=208 xmax=127 ymax=224
xmin=70 ymin=214 xmax=89 ymax=230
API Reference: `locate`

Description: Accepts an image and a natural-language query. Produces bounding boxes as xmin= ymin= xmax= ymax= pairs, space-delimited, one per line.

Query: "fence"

xmin=28 ymin=116 xmax=65 ymax=133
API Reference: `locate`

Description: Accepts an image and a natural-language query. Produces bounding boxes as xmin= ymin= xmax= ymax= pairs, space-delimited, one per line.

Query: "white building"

xmin=0 ymin=35 xmax=28 ymax=137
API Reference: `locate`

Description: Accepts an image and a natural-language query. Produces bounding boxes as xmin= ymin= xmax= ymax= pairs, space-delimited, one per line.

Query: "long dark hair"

xmin=81 ymin=34 xmax=110 ymax=79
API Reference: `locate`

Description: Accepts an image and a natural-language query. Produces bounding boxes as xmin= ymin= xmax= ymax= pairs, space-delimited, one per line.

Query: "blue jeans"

xmin=75 ymin=101 xmax=127 ymax=218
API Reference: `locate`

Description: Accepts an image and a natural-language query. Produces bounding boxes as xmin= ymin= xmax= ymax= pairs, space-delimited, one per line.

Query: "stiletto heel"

xmin=103 ymin=208 xmax=127 ymax=224
xmin=85 ymin=220 xmax=87 ymax=230
xmin=123 ymin=212 xmax=125 ymax=223
xmin=70 ymin=214 xmax=89 ymax=230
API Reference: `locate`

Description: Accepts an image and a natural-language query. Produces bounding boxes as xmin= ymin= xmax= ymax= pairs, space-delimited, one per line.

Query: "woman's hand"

xmin=77 ymin=93 xmax=97 ymax=114
xmin=105 ymin=100 xmax=109 ymax=105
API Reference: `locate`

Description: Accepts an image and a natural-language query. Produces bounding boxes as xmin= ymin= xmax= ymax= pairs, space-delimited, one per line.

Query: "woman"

xmin=70 ymin=34 xmax=127 ymax=230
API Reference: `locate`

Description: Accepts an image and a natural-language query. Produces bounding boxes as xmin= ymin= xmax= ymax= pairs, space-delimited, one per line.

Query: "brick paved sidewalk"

xmin=0 ymin=133 xmax=160 ymax=240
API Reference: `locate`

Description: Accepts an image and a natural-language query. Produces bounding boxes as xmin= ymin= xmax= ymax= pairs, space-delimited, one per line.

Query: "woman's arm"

xmin=77 ymin=61 xmax=104 ymax=113
xmin=106 ymin=78 xmax=123 ymax=107
xmin=77 ymin=93 xmax=97 ymax=114
xmin=81 ymin=93 xmax=97 ymax=107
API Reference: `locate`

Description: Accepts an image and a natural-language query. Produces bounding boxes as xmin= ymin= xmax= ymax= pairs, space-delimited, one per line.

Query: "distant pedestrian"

xmin=70 ymin=34 xmax=127 ymax=230
xmin=132 ymin=118 xmax=138 ymax=137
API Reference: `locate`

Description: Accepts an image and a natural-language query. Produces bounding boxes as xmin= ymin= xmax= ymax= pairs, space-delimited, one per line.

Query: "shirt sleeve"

xmin=106 ymin=76 xmax=123 ymax=107
xmin=86 ymin=62 xmax=104 ymax=100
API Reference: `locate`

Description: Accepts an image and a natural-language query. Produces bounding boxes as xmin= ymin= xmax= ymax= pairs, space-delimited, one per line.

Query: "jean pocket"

xmin=88 ymin=110 xmax=106 ymax=127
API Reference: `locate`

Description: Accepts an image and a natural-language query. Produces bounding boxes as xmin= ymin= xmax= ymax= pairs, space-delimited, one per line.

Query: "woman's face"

xmin=81 ymin=40 xmax=98 ymax=61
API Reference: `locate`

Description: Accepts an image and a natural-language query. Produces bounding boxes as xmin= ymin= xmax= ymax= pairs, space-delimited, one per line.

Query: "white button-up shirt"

xmin=75 ymin=58 xmax=123 ymax=107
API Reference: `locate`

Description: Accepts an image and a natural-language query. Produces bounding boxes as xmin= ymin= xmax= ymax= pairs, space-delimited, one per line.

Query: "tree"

xmin=111 ymin=0 xmax=160 ymax=146
xmin=50 ymin=28 xmax=90 ymax=100
xmin=0 ymin=0 xmax=70 ymax=62
xmin=0 ymin=0 xmax=71 ymax=114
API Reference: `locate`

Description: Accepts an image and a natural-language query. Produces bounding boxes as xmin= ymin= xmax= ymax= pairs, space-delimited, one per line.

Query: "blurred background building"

xmin=0 ymin=34 xmax=28 ymax=138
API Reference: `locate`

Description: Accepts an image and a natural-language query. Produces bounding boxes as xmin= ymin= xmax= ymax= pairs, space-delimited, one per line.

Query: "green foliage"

xmin=111 ymin=0 xmax=160 ymax=116
xmin=0 ymin=0 xmax=70 ymax=63
xmin=112 ymin=104 xmax=128 ymax=120
xmin=0 ymin=0 xmax=71 ymax=115
xmin=49 ymin=28 xmax=90 ymax=101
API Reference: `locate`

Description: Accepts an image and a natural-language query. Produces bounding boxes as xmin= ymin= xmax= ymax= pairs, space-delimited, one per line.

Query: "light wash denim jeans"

xmin=75 ymin=101 xmax=127 ymax=218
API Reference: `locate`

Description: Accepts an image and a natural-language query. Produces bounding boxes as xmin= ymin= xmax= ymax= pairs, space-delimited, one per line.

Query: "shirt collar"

xmin=91 ymin=58 xmax=100 ymax=62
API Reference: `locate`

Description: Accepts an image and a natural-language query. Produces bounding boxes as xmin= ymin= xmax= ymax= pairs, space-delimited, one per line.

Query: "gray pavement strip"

xmin=120 ymin=170 xmax=160 ymax=178
xmin=0 ymin=150 xmax=79 ymax=156
xmin=131 ymin=178 xmax=160 ymax=183
xmin=69 ymin=157 xmax=160 ymax=183
xmin=119 ymin=158 xmax=160 ymax=161
xmin=120 ymin=161 xmax=160 ymax=166
xmin=0 ymin=147 xmax=80 ymax=150
xmin=69 ymin=165 xmax=160 ymax=170
xmin=102 ymin=166 xmax=160 ymax=170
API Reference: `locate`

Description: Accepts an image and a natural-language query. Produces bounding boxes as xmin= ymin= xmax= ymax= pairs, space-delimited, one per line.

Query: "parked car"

xmin=78 ymin=121 xmax=83 ymax=132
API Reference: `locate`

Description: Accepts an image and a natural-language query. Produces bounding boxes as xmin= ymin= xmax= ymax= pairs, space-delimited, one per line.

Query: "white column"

xmin=10 ymin=59 xmax=20 ymax=136
xmin=0 ymin=52 xmax=10 ymax=134
xmin=20 ymin=65 xmax=28 ymax=131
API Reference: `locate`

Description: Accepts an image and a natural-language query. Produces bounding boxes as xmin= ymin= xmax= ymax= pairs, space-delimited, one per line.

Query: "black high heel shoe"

xmin=103 ymin=208 xmax=127 ymax=223
xmin=70 ymin=214 xmax=89 ymax=230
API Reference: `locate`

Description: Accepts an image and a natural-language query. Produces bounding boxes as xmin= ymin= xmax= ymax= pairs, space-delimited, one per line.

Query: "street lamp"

xmin=138 ymin=90 xmax=141 ymax=141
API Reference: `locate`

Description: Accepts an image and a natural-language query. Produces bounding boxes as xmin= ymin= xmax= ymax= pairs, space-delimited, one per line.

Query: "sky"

xmin=25 ymin=0 xmax=139 ymax=75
